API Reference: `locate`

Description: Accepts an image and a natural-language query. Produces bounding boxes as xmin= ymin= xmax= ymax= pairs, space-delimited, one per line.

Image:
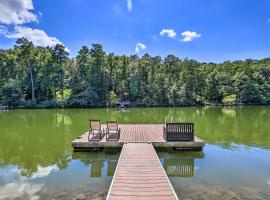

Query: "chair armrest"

xmin=163 ymin=126 xmax=167 ymax=134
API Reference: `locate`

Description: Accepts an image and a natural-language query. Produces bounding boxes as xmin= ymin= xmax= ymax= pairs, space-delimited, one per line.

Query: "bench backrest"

xmin=166 ymin=123 xmax=194 ymax=134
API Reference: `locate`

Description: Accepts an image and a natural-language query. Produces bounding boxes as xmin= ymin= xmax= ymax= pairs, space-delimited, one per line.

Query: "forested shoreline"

xmin=0 ymin=38 xmax=270 ymax=108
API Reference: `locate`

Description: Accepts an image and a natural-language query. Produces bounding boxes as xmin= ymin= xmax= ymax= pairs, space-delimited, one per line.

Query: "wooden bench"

xmin=163 ymin=123 xmax=194 ymax=141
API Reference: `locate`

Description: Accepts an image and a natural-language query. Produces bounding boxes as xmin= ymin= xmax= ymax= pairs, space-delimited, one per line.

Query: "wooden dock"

xmin=72 ymin=124 xmax=205 ymax=199
xmin=72 ymin=124 xmax=204 ymax=150
xmin=106 ymin=143 xmax=178 ymax=200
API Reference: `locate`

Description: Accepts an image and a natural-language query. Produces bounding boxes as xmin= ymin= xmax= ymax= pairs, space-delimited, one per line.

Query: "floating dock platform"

xmin=72 ymin=124 xmax=205 ymax=151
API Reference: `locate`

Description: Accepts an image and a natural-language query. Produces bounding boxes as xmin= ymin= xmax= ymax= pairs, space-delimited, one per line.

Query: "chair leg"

xmin=88 ymin=131 xmax=91 ymax=141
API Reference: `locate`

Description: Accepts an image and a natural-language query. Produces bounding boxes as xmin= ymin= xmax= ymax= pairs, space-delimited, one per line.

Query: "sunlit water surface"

xmin=0 ymin=106 xmax=270 ymax=199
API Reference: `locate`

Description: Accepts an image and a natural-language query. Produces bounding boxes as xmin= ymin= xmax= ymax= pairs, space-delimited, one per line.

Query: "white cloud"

xmin=160 ymin=29 xmax=176 ymax=38
xmin=0 ymin=26 xmax=68 ymax=50
xmin=135 ymin=42 xmax=146 ymax=53
xmin=31 ymin=165 xmax=58 ymax=179
xmin=0 ymin=0 xmax=38 ymax=25
xmin=181 ymin=31 xmax=201 ymax=42
xmin=0 ymin=0 xmax=68 ymax=51
xmin=0 ymin=182 xmax=42 ymax=200
xmin=0 ymin=166 xmax=43 ymax=200
xmin=127 ymin=0 xmax=132 ymax=12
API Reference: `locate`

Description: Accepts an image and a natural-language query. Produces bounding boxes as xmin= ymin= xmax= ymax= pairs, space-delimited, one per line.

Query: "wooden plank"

xmin=106 ymin=143 xmax=178 ymax=200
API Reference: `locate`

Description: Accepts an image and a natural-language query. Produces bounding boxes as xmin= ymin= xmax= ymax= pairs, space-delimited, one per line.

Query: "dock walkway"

xmin=107 ymin=143 xmax=178 ymax=200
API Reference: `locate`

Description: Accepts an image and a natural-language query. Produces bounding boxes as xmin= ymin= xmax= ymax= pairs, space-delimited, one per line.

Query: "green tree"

xmin=52 ymin=44 xmax=69 ymax=103
xmin=1 ymin=39 xmax=270 ymax=108
xmin=15 ymin=38 xmax=36 ymax=104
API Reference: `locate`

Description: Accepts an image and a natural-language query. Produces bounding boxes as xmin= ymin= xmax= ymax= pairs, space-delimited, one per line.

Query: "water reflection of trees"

xmin=104 ymin=106 xmax=270 ymax=149
xmin=196 ymin=106 xmax=270 ymax=148
xmin=0 ymin=106 xmax=269 ymax=177
xmin=0 ymin=110 xmax=74 ymax=176
xmin=0 ymin=109 xmax=122 ymax=177
xmin=102 ymin=106 xmax=270 ymax=149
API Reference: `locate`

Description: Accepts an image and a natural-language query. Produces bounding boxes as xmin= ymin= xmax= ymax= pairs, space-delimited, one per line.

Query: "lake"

xmin=0 ymin=106 xmax=270 ymax=199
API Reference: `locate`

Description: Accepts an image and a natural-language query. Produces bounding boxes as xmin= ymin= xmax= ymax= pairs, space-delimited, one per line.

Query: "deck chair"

xmin=88 ymin=120 xmax=104 ymax=141
xmin=106 ymin=121 xmax=120 ymax=141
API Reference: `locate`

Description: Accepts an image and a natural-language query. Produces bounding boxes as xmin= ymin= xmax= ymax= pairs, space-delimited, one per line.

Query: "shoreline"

xmin=1 ymin=103 xmax=269 ymax=110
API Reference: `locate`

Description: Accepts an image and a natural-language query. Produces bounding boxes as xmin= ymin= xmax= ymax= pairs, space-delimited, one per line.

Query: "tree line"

xmin=0 ymin=38 xmax=270 ymax=108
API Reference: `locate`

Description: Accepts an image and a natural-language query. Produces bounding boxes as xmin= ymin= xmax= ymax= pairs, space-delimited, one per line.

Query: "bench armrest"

xmin=163 ymin=126 xmax=167 ymax=141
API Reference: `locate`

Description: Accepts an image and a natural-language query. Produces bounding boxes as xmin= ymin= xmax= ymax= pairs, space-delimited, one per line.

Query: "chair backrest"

xmin=166 ymin=123 xmax=194 ymax=133
xmin=90 ymin=120 xmax=101 ymax=130
xmin=107 ymin=121 xmax=118 ymax=130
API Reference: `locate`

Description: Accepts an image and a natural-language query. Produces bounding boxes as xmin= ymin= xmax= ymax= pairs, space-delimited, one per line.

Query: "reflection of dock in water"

xmin=161 ymin=151 xmax=204 ymax=178
xmin=72 ymin=152 xmax=118 ymax=177
xmin=164 ymin=158 xmax=194 ymax=177
xmin=89 ymin=160 xmax=118 ymax=177
xmin=90 ymin=160 xmax=103 ymax=177
xmin=107 ymin=160 xmax=117 ymax=176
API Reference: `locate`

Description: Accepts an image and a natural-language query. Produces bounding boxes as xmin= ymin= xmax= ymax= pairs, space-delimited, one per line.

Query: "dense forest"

xmin=0 ymin=38 xmax=270 ymax=108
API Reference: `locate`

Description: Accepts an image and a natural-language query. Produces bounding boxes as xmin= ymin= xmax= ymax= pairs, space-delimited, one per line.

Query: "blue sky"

xmin=0 ymin=0 xmax=270 ymax=62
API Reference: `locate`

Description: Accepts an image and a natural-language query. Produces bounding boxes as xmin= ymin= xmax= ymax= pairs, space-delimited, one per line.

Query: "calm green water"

xmin=0 ymin=107 xmax=270 ymax=199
